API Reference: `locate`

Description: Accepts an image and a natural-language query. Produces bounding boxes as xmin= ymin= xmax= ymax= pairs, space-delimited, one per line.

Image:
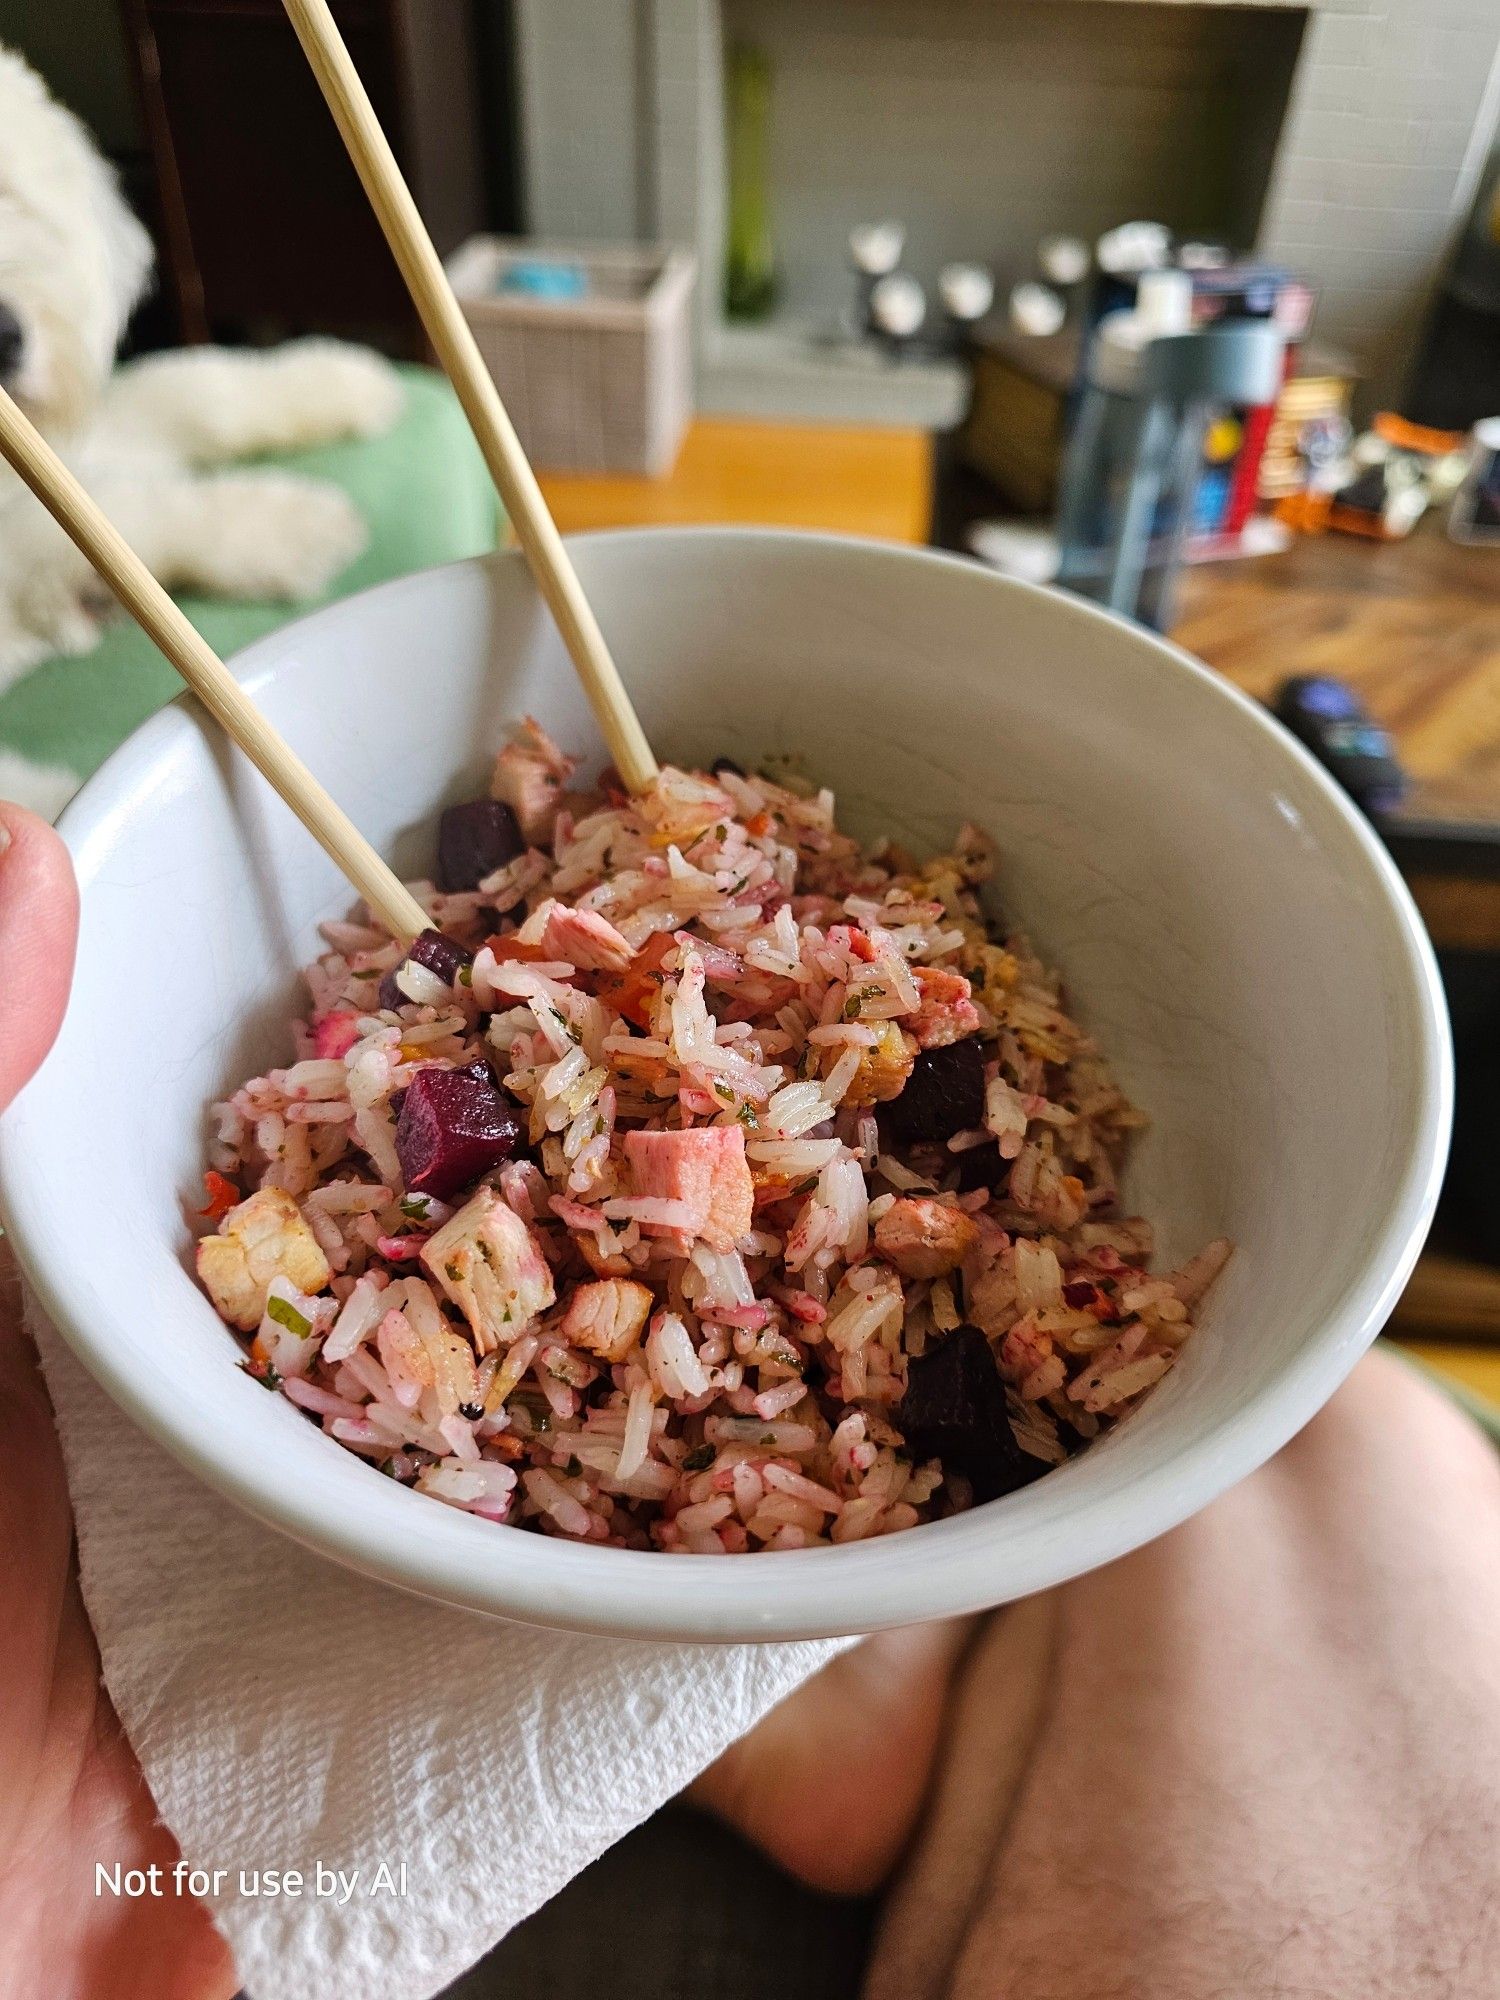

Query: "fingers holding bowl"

xmin=0 ymin=803 xmax=78 ymax=1115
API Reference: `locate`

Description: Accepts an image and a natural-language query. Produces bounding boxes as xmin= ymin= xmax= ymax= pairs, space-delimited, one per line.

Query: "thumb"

xmin=0 ymin=803 xmax=79 ymax=1115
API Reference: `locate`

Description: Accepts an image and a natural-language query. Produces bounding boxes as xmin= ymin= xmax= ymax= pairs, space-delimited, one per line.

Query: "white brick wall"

xmin=514 ymin=0 xmax=1500 ymax=408
xmin=1259 ymin=1 xmax=1500 ymax=399
xmin=717 ymin=0 xmax=1307 ymax=328
xmin=513 ymin=0 xmax=644 ymax=238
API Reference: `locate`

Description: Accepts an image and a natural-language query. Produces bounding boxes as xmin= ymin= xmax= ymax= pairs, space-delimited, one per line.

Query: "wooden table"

xmin=537 ymin=416 xmax=933 ymax=546
xmin=1177 ymin=527 xmax=1500 ymax=1364
xmin=1175 ymin=528 xmax=1500 ymax=965
xmin=1174 ymin=529 xmax=1500 ymax=830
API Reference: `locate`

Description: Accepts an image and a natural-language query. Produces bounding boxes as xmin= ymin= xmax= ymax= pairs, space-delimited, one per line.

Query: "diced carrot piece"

xmin=596 ymin=929 xmax=677 ymax=1028
xmin=199 ymin=1169 xmax=241 ymax=1220
xmin=484 ymin=932 xmax=552 ymax=965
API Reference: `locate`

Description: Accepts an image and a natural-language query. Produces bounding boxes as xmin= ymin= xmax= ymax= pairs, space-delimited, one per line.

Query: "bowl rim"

xmin=0 ymin=529 xmax=1453 ymax=1640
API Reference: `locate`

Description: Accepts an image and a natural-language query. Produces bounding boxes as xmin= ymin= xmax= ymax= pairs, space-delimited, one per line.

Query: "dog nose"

xmin=0 ymin=302 xmax=23 ymax=382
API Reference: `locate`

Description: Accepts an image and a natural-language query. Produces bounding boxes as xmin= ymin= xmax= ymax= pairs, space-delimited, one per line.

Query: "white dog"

xmin=0 ymin=45 xmax=403 ymax=703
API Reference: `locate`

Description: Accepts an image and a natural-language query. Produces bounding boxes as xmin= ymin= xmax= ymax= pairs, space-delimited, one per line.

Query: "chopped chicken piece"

xmin=559 ymin=1278 xmax=654 ymax=1361
xmin=874 ymin=1195 xmax=980 ymax=1279
xmin=524 ymin=898 xmax=635 ymax=972
xmin=702 ymin=1134 xmax=756 ymax=1249
xmin=575 ymin=1229 xmax=632 ymax=1279
xmin=420 ymin=1185 xmax=556 ymax=1355
xmin=624 ymin=1125 xmax=754 ymax=1251
xmin=491 ymin=716 xmax=576 ymax=847
xmin=433 ymin=1324 xmax=481 ymax=1415
xmin=845 ymin=1019 xmax=916 ymax=1105
xmin=196 ymin=1186 xmax=331 ymax=1332
xmin=908 ymin=967 xmax=982 ymax=1048
xmin=376 ymin=1306 xmax=434 ymax=1399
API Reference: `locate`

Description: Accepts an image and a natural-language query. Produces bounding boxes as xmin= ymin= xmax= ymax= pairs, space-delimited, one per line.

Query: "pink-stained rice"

xmin=195 ymin=724 xmax=1230 ymax=1551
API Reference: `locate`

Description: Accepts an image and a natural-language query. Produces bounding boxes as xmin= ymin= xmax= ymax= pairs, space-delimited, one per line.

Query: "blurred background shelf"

xmin=1391 ymin=1254 xmax=1500 ymax=1343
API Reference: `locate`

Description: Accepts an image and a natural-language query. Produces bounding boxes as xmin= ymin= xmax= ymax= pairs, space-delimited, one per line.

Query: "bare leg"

xmin=691 ymin=1618 xmax=979 ymax=1897
xmin=694 ymin=1352 xmax=1499 ymax=1999
xmin=861 ymin=1595 xmax=1054 ymax=2000
xmin=876 ymin=1351 xmax=1500 ymax=2000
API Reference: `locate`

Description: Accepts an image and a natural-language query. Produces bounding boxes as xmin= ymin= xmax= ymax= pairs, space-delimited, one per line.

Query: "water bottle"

xmin=1055 ymin=269 xmax=1196 ymax=629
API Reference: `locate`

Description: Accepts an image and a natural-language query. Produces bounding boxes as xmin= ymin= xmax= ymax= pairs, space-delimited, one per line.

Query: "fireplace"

xmin=513 ymin=0 xmax=1500 ymax=420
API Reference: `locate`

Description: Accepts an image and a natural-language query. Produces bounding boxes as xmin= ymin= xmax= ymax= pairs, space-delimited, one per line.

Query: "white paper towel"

xmin=31 ymin=1304 xmax=847 ymax=2000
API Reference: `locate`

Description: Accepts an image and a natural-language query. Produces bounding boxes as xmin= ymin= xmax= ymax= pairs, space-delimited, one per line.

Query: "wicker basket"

xmin=445 ymin=237 xmax=696 ymax=476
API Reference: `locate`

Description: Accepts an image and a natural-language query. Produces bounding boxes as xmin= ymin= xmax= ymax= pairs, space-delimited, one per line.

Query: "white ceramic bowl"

xmin=0 ymin=532 xmax=1450 ymax=1641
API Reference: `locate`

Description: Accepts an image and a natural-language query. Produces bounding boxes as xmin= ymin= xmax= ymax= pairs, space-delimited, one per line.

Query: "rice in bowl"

xmin=195 ymin=720 xmax=1229 ymax=1553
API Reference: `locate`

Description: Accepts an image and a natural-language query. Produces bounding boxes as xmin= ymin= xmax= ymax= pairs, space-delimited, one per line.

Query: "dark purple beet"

xmin=710 ymin=756 xmax=746 ymax=778
xmin=437 ymin=797 xmax=525 ymax=892
xmin=395 ymin=1064 xmax=524 ymax=1201
xmin=954 ymin=1141 xmax=1008 ymax=1195
xmin=411 ymin=928 xmax=473 ymax=983
xmin=885 ymin=1035 xmax=986 ymax=1145
xmin=393 ymin=1059 xmax=492 ymax=1118
xmin=379 ymin=929 xmax=474 ymax=1011
xmin=894 ymin=1324 xmax=1051 ymax=1502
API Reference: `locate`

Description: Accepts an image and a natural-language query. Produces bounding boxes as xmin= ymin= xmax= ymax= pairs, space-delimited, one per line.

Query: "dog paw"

xmin=275 ymin=339 xmax=406 ymax=442
xmin=192 ymin=474 xmax=369 ymax=601
xmin=0 ymin=618 xmax=51 ymax=686
xmin=6 ymin=577 xmax=104 ymax=666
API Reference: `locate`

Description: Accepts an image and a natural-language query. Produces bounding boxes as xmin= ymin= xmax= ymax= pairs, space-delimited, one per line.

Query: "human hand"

xmin=0 ymin=803 xmax=235 ymax=2000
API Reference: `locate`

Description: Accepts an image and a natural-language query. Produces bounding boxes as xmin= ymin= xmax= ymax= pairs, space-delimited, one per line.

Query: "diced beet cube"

xmin=394 ymin=1064 xmax=524 ymax=1200
xmin=885 ymin=1035 xmax=986 ymax=1145
xmin=895 ymin=1323 xmax=1051 ymax=1502
xmin=378 ymin=929 xmax=475 ymax=1010
xmin=954 ymin=1141 xmax=1008 ymax=1194
xmin=389 ymin=1061 xmax=489 ymax=1122
xmin=437 ymin=797 xmax=525 ymax=892
xmin=410 ymin=929 xmax=473 ymax=984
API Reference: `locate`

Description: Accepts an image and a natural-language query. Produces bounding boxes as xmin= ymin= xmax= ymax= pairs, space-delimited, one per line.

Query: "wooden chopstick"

xmin=0 ymin=385 xmax=430 ymax=944
xmin=282 ymin=0 xmax=660 ymax=797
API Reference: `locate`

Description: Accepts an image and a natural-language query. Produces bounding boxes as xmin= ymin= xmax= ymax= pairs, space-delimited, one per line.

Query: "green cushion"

xmin=0 ymin=364 xmax=499 ymax=789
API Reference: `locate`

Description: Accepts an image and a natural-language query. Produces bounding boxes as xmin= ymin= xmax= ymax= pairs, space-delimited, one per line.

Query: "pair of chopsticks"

xmin=0 ymin=0 xmax=657 ymax=944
